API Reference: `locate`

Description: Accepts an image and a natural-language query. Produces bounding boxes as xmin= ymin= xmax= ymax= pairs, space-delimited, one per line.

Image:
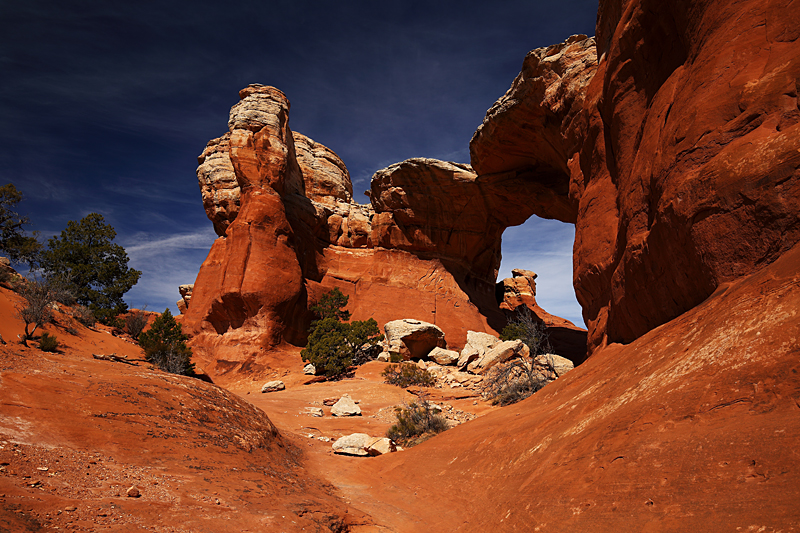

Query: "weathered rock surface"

xmin=467 ymin=339 xmax=529 ymax=375
xmin=332 ymin=433 xmax=396 ymax=456
xmin=427 ymin=347 xmax=459 ymax=366
xmin=384 ymin=319 xmax=446 ymax=360
xmin=457 ymin=330 xmax=501 ymax=369
xmin=197 ymin=134 xmax=240 ymax=237
xmin=572 ymin=0 xmax=798 ymax=353
xmin=330 ymin=394 xmax=361 ymax=417
xmin=185 ymin=86 xmax=526 ymax=377
xmin=470 ymin=34 xmax=598 ymax=223
xmin=472 ymin=8 xmax=800 ymax=355
xmin=260 ymin=380 xmax=285 ymax=393
xmin=534 ymin=353 xmax=574 ymax=378
xmin=303 ymin=363 xmax=316 ymax=375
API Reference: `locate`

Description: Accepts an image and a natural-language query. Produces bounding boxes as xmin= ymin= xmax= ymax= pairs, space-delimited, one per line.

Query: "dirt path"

xmin=234 ymin=360 xmax=499 ymax=532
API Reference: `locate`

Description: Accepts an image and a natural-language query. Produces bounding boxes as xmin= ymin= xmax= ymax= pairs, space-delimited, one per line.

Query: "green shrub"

xmin=387 ymin=396 xmax=448 ymax=447
xmin=382 ymin=362 xmax=434 ymax=388
xmin=301 ymin=289 xmax=383 ymax=379
xmin=0 ymin=183 xmax=42 ymax=266
xmin=40 ymin=213 xmax=141 ymax=323
xmin=138 ymin=309 xmax=194 ymax=376
xmin=39 ymin=332 xmax=59 ymax=352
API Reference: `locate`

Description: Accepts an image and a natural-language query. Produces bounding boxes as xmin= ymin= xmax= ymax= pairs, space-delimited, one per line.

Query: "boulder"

xmin=303 ymin=363 xmax=316 ymax=375
xmin=332 ymin=433 xmax=372 ymax=456
xmin=467 ymin=340 xmax=530 ymax=375
xmin=332 ymin=434 xmax=396 ymax=456
xmin=303 ymin=407 xmax=324 ymax=417
xmin=535 ymin=353 xmax=574 ymax=378
xmin=457 ymin=331 xmax=501 ymax=369
xmin=366 ymin=437 xmax=397 ymax=456
xmin=384 ymin=319 xmax=446 ymax=360
xmin=428 ymin=347 xmax=459 ymax=366
xmin=330 ymin=394 xmax=361 ymax=417
xmin=260 ymin=380 xmax=285 ymax=393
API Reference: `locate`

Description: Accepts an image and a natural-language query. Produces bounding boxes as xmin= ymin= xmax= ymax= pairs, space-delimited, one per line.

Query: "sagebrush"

xmin=387 ymin=395 xmax=448 ymax=447
xmin=15 ymin=277 xmax=56 ymax=346
xmin=39 ymin=332 xmax=58 ymax=352
xmin=125 ymin=307 xmax=148 ymax=340
xmin=382 ymin=362 xmax=434 ymax=388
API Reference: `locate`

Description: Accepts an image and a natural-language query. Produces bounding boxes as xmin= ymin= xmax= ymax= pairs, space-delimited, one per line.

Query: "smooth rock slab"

xmin=261 ymin=380 xmax=285 ymax=393
xmin=468 ymin=340 xmax=530 ymax=374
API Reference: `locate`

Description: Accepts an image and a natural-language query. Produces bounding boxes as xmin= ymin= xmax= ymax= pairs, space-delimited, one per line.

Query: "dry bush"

xmin=15 ymin=277 xmax=55 ymax=346
xmin=387 ymin=394 xmax=448 ymax=446
xmin=482 ymin=356 xmax=556 ymax=406
xmin=125 ymin=307 xmax=148 ymax=340
xmin=382 ymin=362 xmax=434 ymax=388
xmin=73 ymin=305 xmax=96 ymax=327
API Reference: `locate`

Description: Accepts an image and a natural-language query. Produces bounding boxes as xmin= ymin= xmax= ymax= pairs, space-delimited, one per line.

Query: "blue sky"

xmin=1 ymin=0 xmax=596 ymax=327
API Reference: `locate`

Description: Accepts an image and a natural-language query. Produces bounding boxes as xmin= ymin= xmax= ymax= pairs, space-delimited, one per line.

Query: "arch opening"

xmin=498 ymin=216 xmax=584 ymax=329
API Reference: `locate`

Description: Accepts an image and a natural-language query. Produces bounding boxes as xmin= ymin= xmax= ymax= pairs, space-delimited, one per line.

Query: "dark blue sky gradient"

xmin=1 ymin=0 xmax=597 ymax=325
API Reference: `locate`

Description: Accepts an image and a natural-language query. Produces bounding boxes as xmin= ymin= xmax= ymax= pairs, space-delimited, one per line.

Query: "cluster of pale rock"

xmin=377 ymin=318 xmax=574 ymax=392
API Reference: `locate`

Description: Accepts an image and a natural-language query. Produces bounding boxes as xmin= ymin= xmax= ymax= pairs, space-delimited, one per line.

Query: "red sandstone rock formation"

xmin=187 ymin=86 xmax=556 ymax=378
xmin=472 ymin=5 xmax=800 ymax=354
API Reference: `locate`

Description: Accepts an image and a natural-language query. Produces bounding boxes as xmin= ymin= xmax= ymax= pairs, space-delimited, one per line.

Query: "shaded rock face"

xmin=471 ymin=34 xmax=598 ymax=224
xmin=474 ymin=6 xmax=800 ymax=354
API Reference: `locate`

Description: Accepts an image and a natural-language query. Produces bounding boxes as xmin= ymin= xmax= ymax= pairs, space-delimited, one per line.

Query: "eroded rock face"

xmin=470 ymin=34 xmax=598 ymax=223
xmin=474 ymin=10 xmax=800 ymax=354
xmin=187 ymin=83 xmax=587 ymax=377
xmin=197 ymin=134 xmax=239 ymax=237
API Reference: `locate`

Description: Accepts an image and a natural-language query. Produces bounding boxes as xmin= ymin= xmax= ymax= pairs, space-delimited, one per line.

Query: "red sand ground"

xmin=1 ymin=241 xmax=799 ymax=531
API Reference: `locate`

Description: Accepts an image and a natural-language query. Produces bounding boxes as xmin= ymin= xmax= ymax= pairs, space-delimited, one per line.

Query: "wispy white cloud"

xmin=123 ymin=228 xmax=218 ymax=314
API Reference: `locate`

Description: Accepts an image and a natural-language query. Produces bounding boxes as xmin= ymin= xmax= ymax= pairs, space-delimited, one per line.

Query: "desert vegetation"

xmin=1 ymin=183 xmax=142 ymax=335
xmin=0 ymin=183 xmax=41 ymax=266
xmin=381 ymin=362 xmax=435 ymax=388
xmin=387 ymin=394 xmax=449 ymax=447
xmin=138 ymin=309 xmax=194 ymax=376
xmin=484 ymin=309 xmax=556 ymax=405
xmin=301 ymin=288 xmax=384 ymax=379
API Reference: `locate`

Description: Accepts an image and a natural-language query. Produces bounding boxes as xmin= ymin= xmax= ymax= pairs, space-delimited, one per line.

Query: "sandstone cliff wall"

xmin=473 ymin=4 xmax=800 ymax=354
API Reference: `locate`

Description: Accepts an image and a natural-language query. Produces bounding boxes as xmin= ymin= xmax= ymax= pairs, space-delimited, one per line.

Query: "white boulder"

xmin=261 ymin=380 xmax=285 ymax=393
xmin=331 ymin=394 xmax=362 ymax=417
xmin=384 ymin=319 xmax=446 ymax=360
